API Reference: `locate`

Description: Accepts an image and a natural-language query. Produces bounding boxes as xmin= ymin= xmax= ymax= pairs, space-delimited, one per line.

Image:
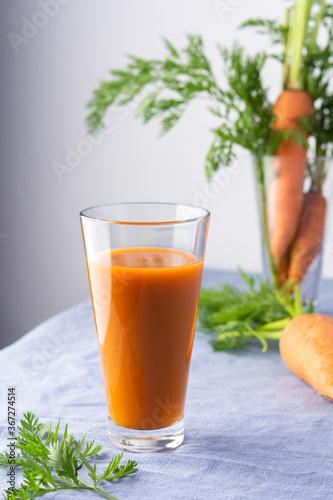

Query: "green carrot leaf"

xmin=199 ymin=271 xmax=304 ymax=351
xmin=0 ymin=413 xmax=138 ymax=500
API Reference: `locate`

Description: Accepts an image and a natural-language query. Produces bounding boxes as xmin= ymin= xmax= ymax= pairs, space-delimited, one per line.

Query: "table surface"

xmin=1 ymin=270 xmax=333 ymax=500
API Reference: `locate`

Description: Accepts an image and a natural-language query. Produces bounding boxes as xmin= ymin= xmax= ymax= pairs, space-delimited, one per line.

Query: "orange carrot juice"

xmin=87 ymin=247 xmax=204 ymax=430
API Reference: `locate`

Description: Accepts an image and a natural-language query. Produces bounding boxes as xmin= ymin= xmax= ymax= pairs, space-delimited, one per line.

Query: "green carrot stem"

xmin=254 ymin=156 xmax=277 ymax=287
xmin=275 ymin=292 xmax=295 ymax=317
xmin=253 ymin=332 xmax=268 ymax=352
xmin=283 ymin=7 xmax=292 ymax=89
xmin=254 ymin=318 xmax=290 ymax=331
xmin=293 ymin=284 xmax=303 ymax=316
xmin=78 ymin=479 xmax=119 ymax=500
xmin=255 ymin=330 xmax=283 ymax=340
xmin=288 ymin=0 xmax=313 ymax=89
xmin=308 ymin=0 xmax=326 ymax=52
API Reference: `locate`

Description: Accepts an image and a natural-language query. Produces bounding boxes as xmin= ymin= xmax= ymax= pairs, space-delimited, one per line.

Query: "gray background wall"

xmin=1 ymin=0 xmax=333 ymax=349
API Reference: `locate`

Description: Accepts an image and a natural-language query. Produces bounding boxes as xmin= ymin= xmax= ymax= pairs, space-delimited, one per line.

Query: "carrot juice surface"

xmin=87 ymin=247 xmax=204 ymax=430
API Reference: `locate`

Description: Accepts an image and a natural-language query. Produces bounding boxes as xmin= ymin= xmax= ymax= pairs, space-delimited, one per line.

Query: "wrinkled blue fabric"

xmin=1 ymin=270 xmax=333 ymax=499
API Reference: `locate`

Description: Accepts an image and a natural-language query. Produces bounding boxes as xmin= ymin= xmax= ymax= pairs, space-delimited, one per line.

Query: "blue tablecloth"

xmin=1 ymin=270 xmax=333 ymax=499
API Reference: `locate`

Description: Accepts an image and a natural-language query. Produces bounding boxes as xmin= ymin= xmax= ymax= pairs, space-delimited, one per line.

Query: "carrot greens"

xmin=0 ymin=413 xmax=137 ymax=500
xmin=87 ymin=1 xmax=333 ymax=167
xmin=198 ymin=271 xmax=311 ymax=351
xmin=86 ymin=36 xmax=275 ymax=179
xmin=242 ymin=1 xmax=333 ymax=155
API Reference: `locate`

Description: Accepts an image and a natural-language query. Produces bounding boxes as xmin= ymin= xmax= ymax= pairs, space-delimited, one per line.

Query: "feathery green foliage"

xmin=87 ymin=2 xmax=333 ymax=172
xmin=0 ymin=413 xmax=137 ymax=500
xmin=242 ymin=2 xmax=333 ymax=155
xmin=198 ymin=271 xmax=309 ymax=351
xmin=87 ymin=36 xmax=276 ymax=179
xmin=240 ymin=18 xmax=288 ymax=59
xmin=87 ymin=35 xmax=219 ymax=136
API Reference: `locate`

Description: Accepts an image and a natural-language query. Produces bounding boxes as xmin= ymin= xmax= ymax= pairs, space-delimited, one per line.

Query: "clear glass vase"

xmin=253 ymin=155 xmax=333 ymax=306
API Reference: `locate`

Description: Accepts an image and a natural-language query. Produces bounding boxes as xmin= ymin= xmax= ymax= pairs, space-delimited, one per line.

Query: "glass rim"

xmin=79 ymin=202 xmax=210 ymax=226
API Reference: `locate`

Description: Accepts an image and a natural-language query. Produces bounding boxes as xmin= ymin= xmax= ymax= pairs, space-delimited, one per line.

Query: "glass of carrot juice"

xmin=80 ymin=203 xmax=210 ymax=452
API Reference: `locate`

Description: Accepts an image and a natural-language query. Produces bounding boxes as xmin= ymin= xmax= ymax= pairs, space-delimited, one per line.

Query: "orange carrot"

xmin=268 ymin=90 xmax=313 ymax=269
xmin=277 ymin=251 xmax=290 ymax=287
xmin=288 ymin=190 xmax=326 ymax=282
xmin=280 ymin=314 xmax=333 ymax=401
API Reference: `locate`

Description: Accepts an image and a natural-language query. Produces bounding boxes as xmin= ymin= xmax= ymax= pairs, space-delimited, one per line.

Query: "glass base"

xmin=107 ymin=416 xmax=184 ymax=453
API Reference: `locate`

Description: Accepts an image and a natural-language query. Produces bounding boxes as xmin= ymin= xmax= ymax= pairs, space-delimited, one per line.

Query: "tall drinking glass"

xmin=80 ymin=203 xmax=210 ymax=452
